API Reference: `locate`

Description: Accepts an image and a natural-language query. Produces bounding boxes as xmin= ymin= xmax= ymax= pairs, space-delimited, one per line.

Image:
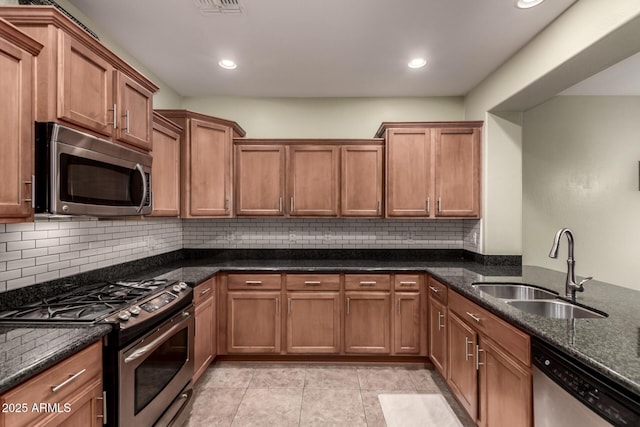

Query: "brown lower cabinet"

xmin=0 ymin=342 xmax=104 ymax=427
xmin=286 ymin=292 xmax=341 ymax=353
xmin=193 ymin=278 xmax=216 ymax=383
xmin=344 ymin=291 xmax=391 ymax=354
xmin=227 ymin=291 xmax=282 ymax=353
xmin=446 ymin=289 xmax=532 ymax=427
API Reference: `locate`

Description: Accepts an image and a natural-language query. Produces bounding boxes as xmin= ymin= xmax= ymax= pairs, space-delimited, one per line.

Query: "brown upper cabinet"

xmin=234 ymin=139 xmax=384 ymax=218
xmin=377 ymin=122 xmax=482 ymax=218
xmin=0 ymin=18 xmax=42 ymax=224
xmin=0 ymin=6 xmax=158 ymax=152
xmin=157 ymin=110 xmax=245 ymax=218
xmin=150 ymin=112 xmax=181 ymax=217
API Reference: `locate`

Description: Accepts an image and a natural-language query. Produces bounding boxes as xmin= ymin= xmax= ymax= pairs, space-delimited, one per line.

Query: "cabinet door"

xmin=286 ymin=292 xmax=340 ymax=353
xmin=150 ymin=116 xmax=180 ymax=216
xmin=386 ymin=128 xmax=431 ymax=217
xmin=0 ymin=36 xmax=33 ymax=221
xmin=434 ymin=128 xmax=480 ymax=217
xmin=227 ymin=292 xmax=281 ymax=353
xmin=188 ymin=119 xmax=232 ymax=217
xmin=447 ymin=311 xmax=478 ymax=420
xmin=194 ymin=295 xmax=214 ymax=383
xmin=428 ymin=297 xmax=447 ymax=376
xmin=48 ymin=378 xmax=104 ymax=427
xmin=341 ymin=145 xmax=383 ymax=217
xmin=58 ymin=32 xmax=114 ymax=137
xmin=344 ymin=292 xmax=390 ymax=354
xmin=478 ymin=337 xmax=532 ymax=427
xmin=394 ymin=292 xmax=420 ymax=354
xmin=235 ymin=145 xmax=285 ymax=216
xmin=115 ymin=71 xmax=153 ymax=151
xmin=287 ymin=145 xmax=339 ymax=216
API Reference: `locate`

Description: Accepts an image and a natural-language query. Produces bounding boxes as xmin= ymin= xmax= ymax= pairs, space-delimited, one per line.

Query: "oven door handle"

xmin=124 ymin=314 xmax=190 ymax=364
xmin=134 ymin=163 xmax=148 ymax=214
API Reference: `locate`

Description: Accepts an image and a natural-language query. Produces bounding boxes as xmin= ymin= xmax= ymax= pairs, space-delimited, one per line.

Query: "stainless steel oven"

xmin=118 ymin=305 xmax=194 ymax=427
xmin=34 ymin=122 xmax=152 ymax=217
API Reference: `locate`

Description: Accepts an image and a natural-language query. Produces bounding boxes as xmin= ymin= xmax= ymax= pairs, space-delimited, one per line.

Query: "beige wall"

xmin=182 ymin=96 xmax=464 ymax=138
xmin=56 ymin=0 xmax=182 ymax=108
xmin=523 ymin=96 xmax=640 ymax=290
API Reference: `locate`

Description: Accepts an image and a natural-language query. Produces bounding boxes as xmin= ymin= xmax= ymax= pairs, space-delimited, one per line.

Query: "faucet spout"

xmin=548 ymin=228 xmax=590 ymax=301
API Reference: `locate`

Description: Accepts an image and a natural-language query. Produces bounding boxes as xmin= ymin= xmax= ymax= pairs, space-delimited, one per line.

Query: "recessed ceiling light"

xmin=408 ymin=58 xmax=427 ymax=69
xmin=516 ymin=0 xmax=545 ymax=9
xmin=218 ymin=59 xmax=237 ymax=70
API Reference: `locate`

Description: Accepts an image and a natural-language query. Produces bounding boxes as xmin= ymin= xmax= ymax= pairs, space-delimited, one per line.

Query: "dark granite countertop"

xmin=0 ymin=324 xmax=111 ymax=394
xmin=138 ymin=259 xmax=640 ymax=396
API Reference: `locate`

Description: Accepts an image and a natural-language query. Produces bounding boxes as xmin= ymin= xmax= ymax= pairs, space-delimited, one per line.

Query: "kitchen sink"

xmin=472 ymin=283 xmax=558 ymax=300
xmin=506 ymin=300 xmax=607 ymax=319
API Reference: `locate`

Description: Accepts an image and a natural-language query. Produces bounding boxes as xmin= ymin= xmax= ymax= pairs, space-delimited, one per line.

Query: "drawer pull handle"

xmin=199 ymin=288 xmax=211 ymax=296
xmin=359 ymin=281 xmax=377 ymax=286
xmin=304 ymin=281 xmax=321 ymax=285
xmin=438 ymin=312 xmax=444 ymax=330
xmin=465 ymin=337 xmax=473 ymax=361
xmin=275 ymin=297 xmax=279 ymax=315
xmin=476 ymin=345 xmax=485 ymax=371
xmin=346 ymin=297 xmax=350 ymax=315
xmin=245 ymin=281 xmax=263 ymax=286
xmin=429 ymin=286 xmax=440 ymax=293
xmin=400 ymin=281 xmax=417 ymax=286
xmin=466 ymin=312 xmax=481 ymax=323
xmin=51 ymin=369 xmax=86 ymax=393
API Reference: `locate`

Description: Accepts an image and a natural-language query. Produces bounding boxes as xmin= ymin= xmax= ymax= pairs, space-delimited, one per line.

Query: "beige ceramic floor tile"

xmin=186 ymin=387 xmax=246 ymax=427
xmin=303 ymin=366 xmax=360 ymax=389
xmin=231 ymin=388 xmax=302 ymax=427
xmin=204 ymin=366 xmax=255 ymax=388
xmin=300 ymin=388 xmax=367 ymax=426
xmin=357 ymin=367 xmax=417 ymax=391
xmin=407 ymin=367 xmax=441 ymax=392
xmin=249 ymin=367 xmax=306 ymax=388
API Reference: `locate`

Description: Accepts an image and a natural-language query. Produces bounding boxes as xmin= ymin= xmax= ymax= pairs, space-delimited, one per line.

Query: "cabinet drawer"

xmin=449 ymin=290 xmax=530 ymax=366
xmin=394 ymin=274 xmax=421 ymax=291
xmin=1 ymin=341 xmax=102 ymax=427
xmin=345 ymin=274 xmax=390 ymax=291
xmin=286 ymin=274 xmax=340 ymax=291
xmin=428 ymin=277 xmax=448 ymax=304
xmin=228 ymin=274 xmax=282 ymax=290
xmin=193 ymin=279 xmax=214 ymax=305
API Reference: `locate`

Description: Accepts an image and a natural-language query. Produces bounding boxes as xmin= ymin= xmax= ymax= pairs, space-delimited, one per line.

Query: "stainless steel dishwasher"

xmin=532 ymin=338 xmax=639 ymax=427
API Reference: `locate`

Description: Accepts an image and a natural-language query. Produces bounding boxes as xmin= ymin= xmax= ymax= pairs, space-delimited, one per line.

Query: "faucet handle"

xmin=577 ymin=277 xmax=593 ymax=291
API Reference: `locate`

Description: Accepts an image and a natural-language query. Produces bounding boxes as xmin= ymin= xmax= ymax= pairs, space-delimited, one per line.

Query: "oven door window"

xmin=60 ymin=153 xmax=145 ymax=206
xmin=134 ymin=327 xmax=189 ymax=414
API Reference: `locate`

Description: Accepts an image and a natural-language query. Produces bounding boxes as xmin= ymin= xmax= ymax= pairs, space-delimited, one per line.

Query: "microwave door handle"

xmin=134 ymin=163 xmax=148 ymax=214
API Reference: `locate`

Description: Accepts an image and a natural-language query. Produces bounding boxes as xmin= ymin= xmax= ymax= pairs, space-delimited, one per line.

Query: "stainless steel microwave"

xmin=34 ymin=123 xmax=152 ymax=217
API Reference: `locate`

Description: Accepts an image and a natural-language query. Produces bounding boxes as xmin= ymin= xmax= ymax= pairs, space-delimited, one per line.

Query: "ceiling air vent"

xmin=193 ymin=0 xmax=243 ymax=15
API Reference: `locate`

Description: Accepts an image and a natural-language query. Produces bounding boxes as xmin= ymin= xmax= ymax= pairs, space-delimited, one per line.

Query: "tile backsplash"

xmin=0 ymin=217 xmax=480 ymax=292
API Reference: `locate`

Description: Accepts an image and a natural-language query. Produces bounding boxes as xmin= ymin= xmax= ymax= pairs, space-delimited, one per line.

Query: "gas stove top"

xmin=0 ymin=279 xmax=180 ymax=323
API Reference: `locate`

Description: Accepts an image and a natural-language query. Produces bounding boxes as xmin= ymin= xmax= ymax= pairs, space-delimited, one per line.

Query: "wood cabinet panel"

xmin=428 ymin=277 xmax=448 ymax=304
xmin=189 ymin=119 xmax=232 ymax=216
xmin=193 ymin=279 xmax=215 ymax=384
xmin=434 ymin=128 xmax=481 ymax=217
xmin=344 ymin=291 xmax=391 ymax=354
xmin=287 ymin=145 xmax=339 ymax=216
xmin=0 ymin=23 xmax=40 ymax=222
xmin=447 ymin=311 xmax=478 ymax=418
xmin=286 ymin=292 xmax=340 ymax=353
xmin=235 ymin=145 xmax=285 ymax=216
xmin=227 ymin=291 xmax=281 ymax=353
xmin=227 ymin=274 xmax=282 ymax=290
xmin=0 ymin=342 xmax=103 ymax=427
xmin=285 ymin=274 xmax=340 ymax=291
xmin=344 ymin=274 xmax=391 ymax=291
xmin=386 ymin=128 xmax=431 ymax=217
xmin=150 ymin=112 xmax=181 ymax=217
xmin=478 ymin=337 xmax=532 ymax=427
xmin=341 ymin=145 xmax=383 ymax=217
xmin=428 ymin=296 xmax=447 ymax=375
xmin=394 ymin=292 xmax=420 ymax=354
xmin=394 ymin=274 xmax=421 ymax=291
xmin=115 ymin=71 xmax=153 ymax=151
xmin=57 ymin=32 xmax=114 ymax=138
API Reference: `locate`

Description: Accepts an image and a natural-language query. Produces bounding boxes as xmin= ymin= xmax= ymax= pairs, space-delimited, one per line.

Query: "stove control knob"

xmin=172 ymin=285 xmax=182 ymax=293
xmin=118 ymin=311 xmax=131 ymax=321
xmin=179 ymin=282 xmax=188 ymax=290
xmin=129 ymin=306 xmax=141 ymax=316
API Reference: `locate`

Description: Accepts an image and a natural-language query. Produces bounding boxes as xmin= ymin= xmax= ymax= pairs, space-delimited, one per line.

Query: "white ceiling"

xmin=67 ymin=0 xmax=577 ymax=98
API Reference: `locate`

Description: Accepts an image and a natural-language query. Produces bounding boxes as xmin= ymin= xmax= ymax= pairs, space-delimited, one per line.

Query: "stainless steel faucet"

xmin=548 ymin=228 xmax=592 ymax=302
